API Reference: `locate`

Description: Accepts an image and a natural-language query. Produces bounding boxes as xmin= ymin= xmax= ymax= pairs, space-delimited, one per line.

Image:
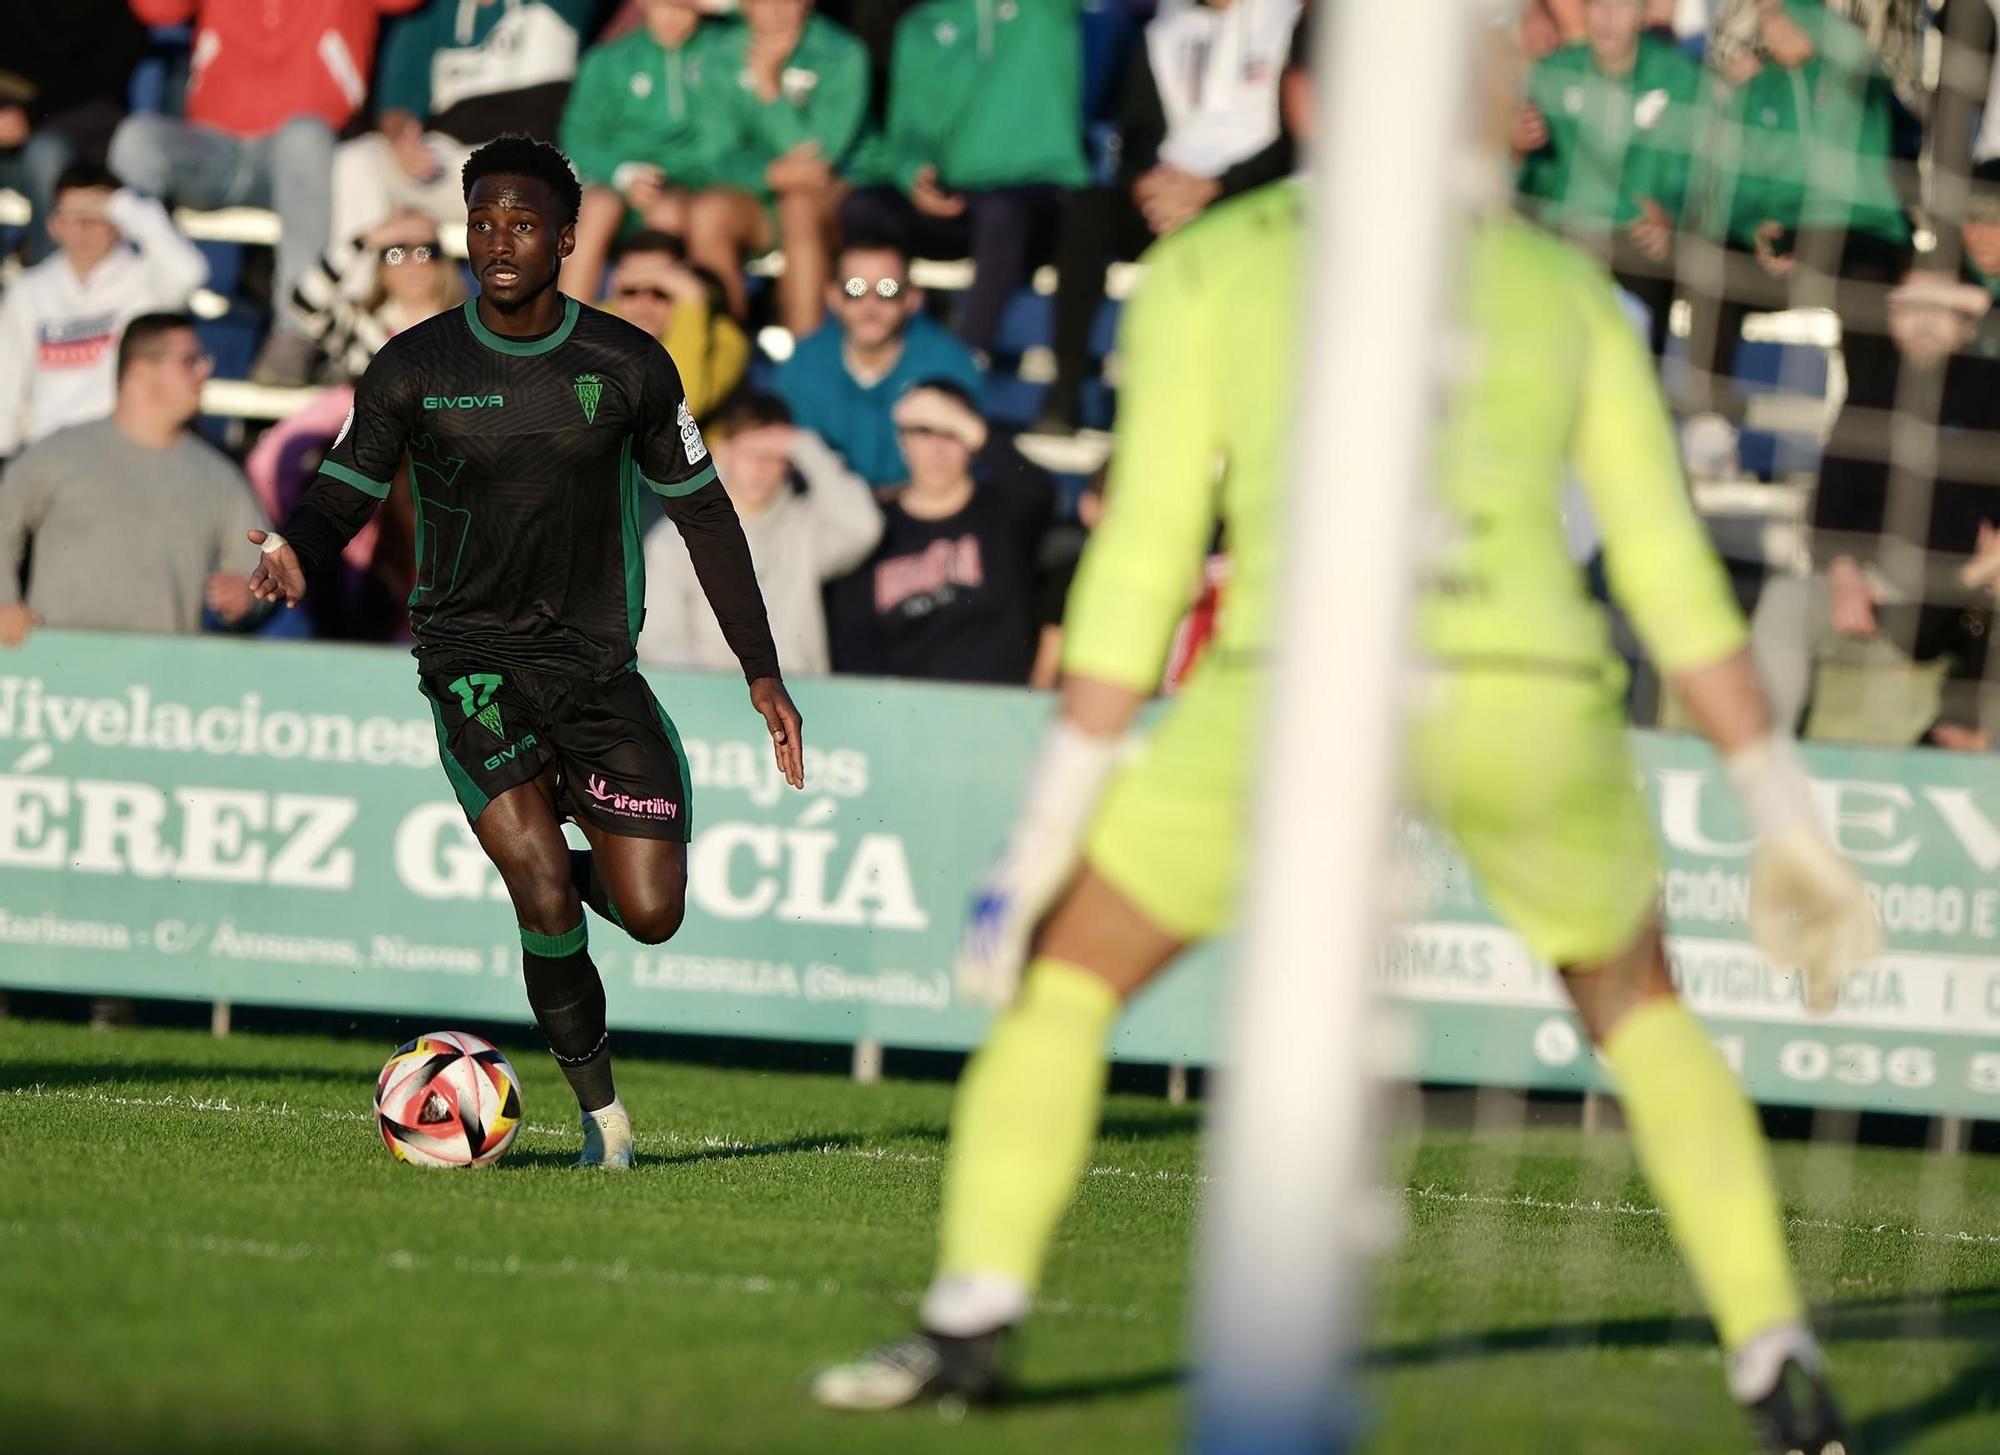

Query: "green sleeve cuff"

xmin=644 ymin=461 xmax=720 ymax=498
xmin=319 ymin=459 xmax=392 ymax=500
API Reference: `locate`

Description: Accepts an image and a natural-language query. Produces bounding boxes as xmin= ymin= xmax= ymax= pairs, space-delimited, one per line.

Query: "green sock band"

xmin=520 ymin=920 xmax=587 ymax=957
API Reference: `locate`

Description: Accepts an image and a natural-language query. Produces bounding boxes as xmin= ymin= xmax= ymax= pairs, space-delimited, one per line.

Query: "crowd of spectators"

xmin=6 ymin=0 xmax=2000 ymax=746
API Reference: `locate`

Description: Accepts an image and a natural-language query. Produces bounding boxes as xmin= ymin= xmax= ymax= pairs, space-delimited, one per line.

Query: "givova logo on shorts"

xmin=447 ymin=674 xmax=505 ymax=740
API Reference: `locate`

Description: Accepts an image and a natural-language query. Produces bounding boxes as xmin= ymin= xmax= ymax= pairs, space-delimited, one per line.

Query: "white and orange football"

xmin=374 ymin=1031 xmax=523 ymax=1169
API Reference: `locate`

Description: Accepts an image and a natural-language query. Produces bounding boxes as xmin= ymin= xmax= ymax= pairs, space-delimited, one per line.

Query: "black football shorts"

xmin=417 ymin=665 xmax=692 ymax=842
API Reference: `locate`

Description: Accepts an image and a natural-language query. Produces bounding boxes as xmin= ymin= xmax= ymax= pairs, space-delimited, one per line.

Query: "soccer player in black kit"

xmin=247 ymin=136 xmax=804 ymax=1169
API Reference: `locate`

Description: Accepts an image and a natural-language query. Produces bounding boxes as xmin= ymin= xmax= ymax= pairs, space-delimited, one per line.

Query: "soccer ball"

xmin=375 ymin=1031 xmax=523 ymax=1169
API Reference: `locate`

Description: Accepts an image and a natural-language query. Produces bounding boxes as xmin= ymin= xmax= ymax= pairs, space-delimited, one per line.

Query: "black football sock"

xmin=568 ymin=849 xmax=626 ymax=930
xmin=520 ymin=920 xmax=617 ymax=1113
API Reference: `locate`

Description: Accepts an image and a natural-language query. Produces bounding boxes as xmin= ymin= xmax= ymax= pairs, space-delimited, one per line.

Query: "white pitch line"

xmin=8 ymin=1084 xmax=1998 ymax=1249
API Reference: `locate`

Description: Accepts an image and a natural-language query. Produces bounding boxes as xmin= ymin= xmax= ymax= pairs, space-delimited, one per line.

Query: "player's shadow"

xmin=1007 ymin=1366 xmax=1184 ymax=1407
xmin=1364 ymin=1284 xmax=2000 ymax=1452
xmin=881 ymin=1112 xmax=1200 ymax=1150
xmin=0 ymin=1059 xmax=362 ymax=1092
xmin=495 ymin=1132 xmax=871 ymax=1171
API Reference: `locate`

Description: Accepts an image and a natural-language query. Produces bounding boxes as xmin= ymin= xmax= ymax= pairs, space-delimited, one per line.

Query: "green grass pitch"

xmin=2 ymin=1017 xmax=1995 ymax=1454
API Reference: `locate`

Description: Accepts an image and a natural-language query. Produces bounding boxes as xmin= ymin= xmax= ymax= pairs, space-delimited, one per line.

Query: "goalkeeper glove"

xmin=955 ymin=721 xmax=1124 ymax=1008
xmin=1725 ymin=734 xmax=1882 ymax=1015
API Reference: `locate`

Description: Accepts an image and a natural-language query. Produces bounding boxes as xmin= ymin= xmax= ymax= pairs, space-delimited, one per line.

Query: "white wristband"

xmin=1725 ymin=733 xmax=1820 ymax=840
xmin=259 ymin=532 xmax=288 ymax=555
xmin=1009 ymin=720 xmax=1125 ymax=855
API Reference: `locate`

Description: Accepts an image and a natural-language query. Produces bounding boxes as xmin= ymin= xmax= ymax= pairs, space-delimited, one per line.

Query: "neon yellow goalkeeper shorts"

xmin=1408 ymin=667 xmax=1660 ymax=966
xmin=1085 ymin=660 xmax=1263 ymax=942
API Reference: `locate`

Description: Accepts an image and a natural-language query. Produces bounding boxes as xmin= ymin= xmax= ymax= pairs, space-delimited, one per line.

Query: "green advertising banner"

xmin=1 ymin=632 xmax=1997 ymax=1118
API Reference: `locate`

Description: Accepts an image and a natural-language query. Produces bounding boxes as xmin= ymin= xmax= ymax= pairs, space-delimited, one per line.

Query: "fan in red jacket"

xmin=107 ymin=0 xmax=422 ymax=387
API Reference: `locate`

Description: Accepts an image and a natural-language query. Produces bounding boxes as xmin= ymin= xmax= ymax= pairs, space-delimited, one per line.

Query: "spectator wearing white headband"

xmin=825 ymin=379 xmax=1060 ymax=683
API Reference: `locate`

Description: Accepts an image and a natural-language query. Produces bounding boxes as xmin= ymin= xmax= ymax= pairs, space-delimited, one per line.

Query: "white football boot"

xmin=579 ymin=1103 xmax=635 ymax=1170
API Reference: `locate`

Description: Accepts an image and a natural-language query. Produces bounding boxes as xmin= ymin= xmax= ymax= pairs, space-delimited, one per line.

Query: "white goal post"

xmin=1188 ymin=2 xmax=1483 ymax=1450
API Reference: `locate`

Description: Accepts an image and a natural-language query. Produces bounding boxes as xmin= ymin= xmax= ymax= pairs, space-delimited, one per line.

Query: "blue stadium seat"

xmin=983 ymin=373 xmax=1045 ymax=429
xmin=197 ymin=305 xmax=265 ymax=384
xmin=196 ymin=240 xmax=246 ymax=301
xmin=992 ymin=289 xmax=1052 ymax=359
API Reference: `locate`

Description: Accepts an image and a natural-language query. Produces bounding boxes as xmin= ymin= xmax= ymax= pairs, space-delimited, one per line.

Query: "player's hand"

xmin=911 ymin=166 xmax=966 ymax=220
xmin=954 ymin=722 xmax=1123 ymax=1008
xmin=206 ymin=571 xmax=256 ymax=623
xmin=0 ymin=105 xmax=29 ymax=150
xmin=1727 ymin=734 xmax=1880 ymax=1015
xmin=749 ymin=676 xmax=805 ymax=790
xmin=1510 ymin=102 xmax=1549 ymax=156
xmin=1826 ymin=556 xmax=1880 ymax=637
xmin=1628 ymin=197 xmax=1672 ymax=264
xmin=246 ymin=530 xmax=307 ymax=608
xmin=1748 ymin=829 xmax=1880 ymax=1014
xmin=0 ymin=602 xmax=40 ymax=647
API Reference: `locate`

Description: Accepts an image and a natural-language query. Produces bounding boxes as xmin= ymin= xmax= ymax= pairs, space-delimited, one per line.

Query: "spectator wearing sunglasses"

xmin=824 ymin=378 xmax=1059 ymax=681
xmin=290 ymin=209 xmax=469 ymax=382
xmin=600 ymin=230 xmax=749 ymax=422
xmin=0 ymin=313 xmax=269 ymax=648
xmin=774 ymin=232 xmax=984 ymax=489
xmin=0 ymin=162 xmax=209 ymax=468
xmin=838 ymin=0 xmax=1089 ymax=354
xmin=639 ymin=390 xmax=881 ymax=675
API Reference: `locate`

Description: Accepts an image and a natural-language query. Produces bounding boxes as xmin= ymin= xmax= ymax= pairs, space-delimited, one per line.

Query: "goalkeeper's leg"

xmin=809 ymin=865 xmax=1184 ymax=1410
xmin=1566 ymin=925 xmax=1850 ymax=1455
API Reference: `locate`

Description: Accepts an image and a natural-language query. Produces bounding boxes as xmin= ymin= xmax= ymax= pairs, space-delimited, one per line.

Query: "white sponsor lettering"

xmin=0 ymin=776 xmax=355 ymax=888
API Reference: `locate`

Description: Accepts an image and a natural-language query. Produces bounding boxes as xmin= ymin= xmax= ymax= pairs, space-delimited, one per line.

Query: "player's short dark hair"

xmin=55 ymin=161 xmax=122 ymax=199
xmin=461 ymin=134 xmax=582 ymax=225
xmin=117 ymin=312 xmax=198 ymax=380
xmin=908 ymin=376 xmax=979 ymax=414
xmin=837 ymin=230 xmax=910 ymax=270
xmin=613 ymin=229 xmax=688 ymax=262
xmin=713 ymin=391 xmax=794 ymax=438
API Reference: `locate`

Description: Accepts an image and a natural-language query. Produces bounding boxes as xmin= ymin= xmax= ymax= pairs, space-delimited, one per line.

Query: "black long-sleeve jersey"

xmin=283 ymin=296 xmax=780 ymax=683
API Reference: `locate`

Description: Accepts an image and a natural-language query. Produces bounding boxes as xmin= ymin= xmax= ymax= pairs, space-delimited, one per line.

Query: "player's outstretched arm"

xmin=956 ymin=674 xmax=1143 ymax=1007
xmin=749 ymin=676 xmax=804 ymax=791
xmin=245 ymin=530 xmax=308 ymax=608
xmin=1668 ymin=648 xmax=1882 ymax=1014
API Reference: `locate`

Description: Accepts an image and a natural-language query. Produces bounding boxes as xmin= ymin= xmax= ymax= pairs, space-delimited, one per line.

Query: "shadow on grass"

xmin=879 ymin=1111 xmax=1200 ymax=1152
xmin=1365 ymin=1284 xmax=2000 ymax=1451
xmin=1007 ymin=1365 xmax=1184 ymax=1407
xmin=0 ymin=1059 xmax=363 ymax=1092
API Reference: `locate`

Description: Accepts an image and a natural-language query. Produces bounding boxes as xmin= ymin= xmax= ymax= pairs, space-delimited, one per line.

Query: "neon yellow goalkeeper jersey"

xmin=1422 ymin=216 xmax=1746 ymax=678
xmin=1062 ymin=183 xmax=1745 ymax=690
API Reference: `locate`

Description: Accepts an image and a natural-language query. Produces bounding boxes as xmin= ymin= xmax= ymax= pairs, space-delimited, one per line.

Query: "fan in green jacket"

xmin=685 ymin=0 xmax=871 ymax=336
xmin=1515 ymin=0 xmax=1707 ymax=356
xmin=558 ymin=0 xmax=731 ymax=302
xmin=1696 ymin=0 xmax=1909 ymax=252
xmin=837 ymin=0 xmax=1090 ymax=353
xmin=1681 ymin=0 xmax=1912 ymax=420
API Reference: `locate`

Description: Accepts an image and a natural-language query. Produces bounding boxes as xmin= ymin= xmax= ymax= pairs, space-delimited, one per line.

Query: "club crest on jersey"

xmin=447 ymin=673 xmax=506 ymax=740
xmin=574 ymin=373 xmax=603 ymax=424
xmin=677 ymin=399 xmax=708 ymax=463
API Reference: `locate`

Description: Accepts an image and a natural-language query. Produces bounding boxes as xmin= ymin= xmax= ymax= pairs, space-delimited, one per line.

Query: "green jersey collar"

xmin=463 ymin=295 xmax=580 ymax=357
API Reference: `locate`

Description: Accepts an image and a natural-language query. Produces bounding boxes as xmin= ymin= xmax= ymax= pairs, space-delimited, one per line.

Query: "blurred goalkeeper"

xmin=812 ymin=15 xmax=1878 ymax=1453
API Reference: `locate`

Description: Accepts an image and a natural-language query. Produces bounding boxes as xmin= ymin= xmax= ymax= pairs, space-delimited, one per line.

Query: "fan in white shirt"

xmin=0 ymin=162 xmax=209 ymax=461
